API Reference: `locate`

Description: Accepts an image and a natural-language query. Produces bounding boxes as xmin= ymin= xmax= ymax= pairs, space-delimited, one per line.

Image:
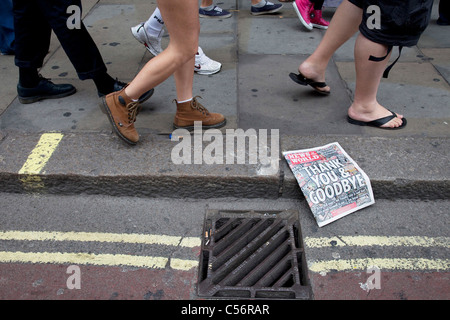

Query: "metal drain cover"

xmin=197 ymin=210 xmax=312 ymax=299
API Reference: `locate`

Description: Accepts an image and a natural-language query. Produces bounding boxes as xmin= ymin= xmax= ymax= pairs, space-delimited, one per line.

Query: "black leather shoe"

xmin=97 ymin=78 xmax=155 ymax=104
xmin=17 ymin=76 xmax=76 ymax=104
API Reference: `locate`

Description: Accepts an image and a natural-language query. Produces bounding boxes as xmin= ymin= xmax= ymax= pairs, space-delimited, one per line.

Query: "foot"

xmin=348 ymin=103 xmax=405 ymax=129
xmin=251 ymin=1 xmax=283 ymax=16
xmin=131 ymin=22 xmax=163 ymax=56
xmin=195 ymin=47 xmax=222 ymax=75
xmin=309 ymin=9 xmax=329 ymax=29
xmin=298 ymin=61 xmax=330 ymax=94
xmin=199 ymin=5 xmax=232 ymax=18
xmin=293 ymin=0 xmax=313 ymax=30
xmin=17 ymin=75 xmax=76 ymax=104
xmin=100 ymin=88 xmax=141 ymax=145
xmin=173 ymin=96 xmax=226 ymax=130
xmin=97 ymin=78 xmax=155 ymax=104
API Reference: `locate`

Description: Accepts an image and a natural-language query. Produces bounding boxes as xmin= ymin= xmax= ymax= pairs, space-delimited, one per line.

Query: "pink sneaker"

xmin=310 ymin=9 xmax=329 ymax=29
xmin=293 ymin=0 xmax=313 ymax=30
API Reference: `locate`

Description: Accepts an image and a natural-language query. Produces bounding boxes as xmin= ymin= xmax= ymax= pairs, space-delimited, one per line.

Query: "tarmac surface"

xmin=0 ymin=0 xmax=448 ymax=302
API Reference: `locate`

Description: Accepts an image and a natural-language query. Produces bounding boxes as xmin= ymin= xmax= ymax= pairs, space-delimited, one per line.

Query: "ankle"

xmin=299 ymin=60 xmax=325 ymax=79
xmin=93 ymin=73 xmax=116 ymax=94
xmin=177 ymin=97 xmax=193 ymax=104
xmin=348 ymin=101 xmax=379 ymax=116
xmin=19 ymin=68 xmax=40 ymax=88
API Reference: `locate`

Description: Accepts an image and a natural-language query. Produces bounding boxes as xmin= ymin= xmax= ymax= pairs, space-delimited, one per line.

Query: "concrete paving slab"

xmin=421 ymin=48 xmax=450 ymax=85
xmin=336 ymin=61 xmax=450 ymax=138
xmin=0 ymin=80 xmax=110 ymax=133
xmin=0 ymin=55 xmax=18 ymax=115
xmin=237 ymin=54 xmax=358 ymax=135
xmin=239 ymin=14 xmax=326 ymax=55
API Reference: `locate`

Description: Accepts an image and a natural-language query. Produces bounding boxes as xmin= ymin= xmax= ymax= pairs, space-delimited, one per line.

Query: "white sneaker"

xmin=131 ymin=22 xmax=163 ymax=56
xmin=194 ymin=47 xmax=222 ymax=75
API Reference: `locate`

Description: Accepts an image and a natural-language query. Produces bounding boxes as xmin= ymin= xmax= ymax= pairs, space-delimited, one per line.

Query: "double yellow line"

xmin=0 ymin=230 xmax=201 ymax=271
xmin=304 ymin=235 xmax=450 ymax=273
xmin=11 ymin=133 xmax=201 ymax=271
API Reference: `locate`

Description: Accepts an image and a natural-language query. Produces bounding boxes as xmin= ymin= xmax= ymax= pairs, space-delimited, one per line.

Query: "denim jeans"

xmin=12 ymin=0 xmax=107 ymax=80
xmin=0 ymin=0 xmax=15 ymax=54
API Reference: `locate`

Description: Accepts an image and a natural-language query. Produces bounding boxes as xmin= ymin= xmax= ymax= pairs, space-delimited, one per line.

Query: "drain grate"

xmin=197 ymin=210 xmax=312 ymax=299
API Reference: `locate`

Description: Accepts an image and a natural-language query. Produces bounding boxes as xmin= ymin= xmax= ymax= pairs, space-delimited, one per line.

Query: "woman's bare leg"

xmin=348 ymin=33 xmax=404 ymax=128
xmin=124 ymin=0 xmax=199 ymax=100
xmin=298 ymin=0 xmax=362 ymax=93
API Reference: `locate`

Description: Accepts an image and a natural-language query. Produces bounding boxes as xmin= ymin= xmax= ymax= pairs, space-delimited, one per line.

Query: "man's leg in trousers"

xmin=36 ymin=0 xmax=108 ymax=80
xmin=13 ymin=0 xmax=51 ymax=87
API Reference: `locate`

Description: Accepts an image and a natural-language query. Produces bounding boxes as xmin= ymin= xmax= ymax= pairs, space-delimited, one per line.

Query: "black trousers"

xmin=440 ymin=0 xmax=450 ymax=21
xmin=12 ymin=0 xmax=107 ymax=80
xmin=310 ymin=0 xmax=325 ymax=10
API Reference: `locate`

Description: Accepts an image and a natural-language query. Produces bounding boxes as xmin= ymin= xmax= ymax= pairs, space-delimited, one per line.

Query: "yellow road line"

xmin=308 ymin=258 xmax=450 ymax=273
xmin=0 ymin=230 xmax=201 ymax=248
xmin=0 ymin=251 xmax=168 ymax=269
xmin=18 ymin=133 xmax=64 ymax=191
xmin=304 ymin=236 xmax=450 ymax=248
xmin=18 ymin=133 xmax=64 ymax=175
xmin=0 ymin=251 xmax=198 ymax=271
xmin=170 ymin=258 xmax=199 ymax=271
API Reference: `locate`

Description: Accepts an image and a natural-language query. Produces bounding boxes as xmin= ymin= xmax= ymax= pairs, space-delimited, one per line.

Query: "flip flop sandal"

xmin=289 ymin=72 xmax=330 ymax=95
xmin=347 ymin=111 xmax=407 ymax=130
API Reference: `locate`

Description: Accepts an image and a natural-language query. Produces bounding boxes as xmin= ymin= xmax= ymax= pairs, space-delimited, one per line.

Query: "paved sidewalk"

xmin=0 ymin=0 xmax=448 ymax=200
xmin=0 ymin=0 xmax=448 ymax=301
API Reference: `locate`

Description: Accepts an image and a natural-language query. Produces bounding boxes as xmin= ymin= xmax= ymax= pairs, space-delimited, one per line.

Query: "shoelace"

xmin=37 ymin=74 xmax=53 ymax=84
xmin=127 ymin=101 xmax=141 ymax=123
xmin=191 ymin=96 xmax=210 ymax=115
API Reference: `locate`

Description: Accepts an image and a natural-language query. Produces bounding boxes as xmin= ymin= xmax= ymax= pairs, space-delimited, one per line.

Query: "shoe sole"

xmin=18 ymin=87 xmax=77 ymax=104
xmin=250 ymin=7 xmax=283 ymax=16
xmin=173 ymin=119 xmax=227 ymax=131
xmin=195 ymin=66 xmax=222 ymax=75
xmin=199 ymin=13 xmax=232 ymax=19
xmin=311 ymin=23 xmax=328 ymax=29
xmin=293 ymin=2 xmax=313 ymax=30
xmin=347 ymin=115 xmax=407 ymax=130
xmin=99 ymin=97 xmax=138 ymax=146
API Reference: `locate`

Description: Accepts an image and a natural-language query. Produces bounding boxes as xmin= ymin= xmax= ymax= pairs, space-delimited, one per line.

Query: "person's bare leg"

xmin=298 ymin=0 xmax=362 ymax=93
xmin=201 ymin=0 xmax=212 ymax=7
xmin=124 ymin=0 xmax=199 ymax=100
xmin=348 ymin=33 xmax=404 ymax=128
xmin=173 ymin=57 xmax=195 ymax=101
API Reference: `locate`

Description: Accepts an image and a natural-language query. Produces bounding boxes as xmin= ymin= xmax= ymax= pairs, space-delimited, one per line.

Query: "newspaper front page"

xmin=283 ymin=142 xmax=375 ymax=227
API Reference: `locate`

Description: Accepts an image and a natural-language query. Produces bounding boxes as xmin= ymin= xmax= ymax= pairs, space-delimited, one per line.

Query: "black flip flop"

xmin=347 ymin=111 xmax=407 ymax=130
xmin=289 ymin=72 xmax=330 ymax=95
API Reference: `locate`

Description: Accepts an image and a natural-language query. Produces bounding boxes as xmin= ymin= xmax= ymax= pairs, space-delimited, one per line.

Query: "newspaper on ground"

xmin=283 ymin=142 xmax=375 ymax=227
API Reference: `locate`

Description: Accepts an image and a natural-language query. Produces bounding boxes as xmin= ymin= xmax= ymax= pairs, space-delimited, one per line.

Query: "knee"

xmin=171 ymin=41 xmax=199 ymax=66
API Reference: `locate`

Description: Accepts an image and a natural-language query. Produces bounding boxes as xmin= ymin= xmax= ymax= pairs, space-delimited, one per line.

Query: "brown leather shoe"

xmin=100 ymin=88 xmax=141 ymax=145
xmin=173 ymin=96 xmax=226 ymax=130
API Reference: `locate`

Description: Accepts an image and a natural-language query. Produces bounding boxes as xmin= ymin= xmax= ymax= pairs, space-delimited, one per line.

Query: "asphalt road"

xmin=0 ymin=192 xmax=448 ymax=301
